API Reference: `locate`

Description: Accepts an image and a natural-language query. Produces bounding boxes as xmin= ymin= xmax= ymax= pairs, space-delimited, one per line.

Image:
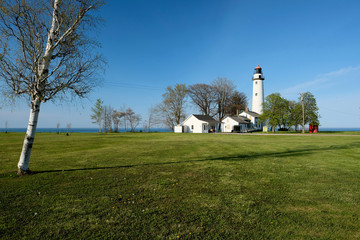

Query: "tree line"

xmin=155 ymin=77 xmax=248 ymax=130
xmin=260 ymin=92 xmax=320 ymax=132
xmin=90 ymin=77 xmax=248 ymax=131
xmin=97 ymin=77 xmax=320 ymax=133
xmin=90 ymin=99 xmax=143 ymax=133
xmin=153 ymin=80 xmax=320 ymax=132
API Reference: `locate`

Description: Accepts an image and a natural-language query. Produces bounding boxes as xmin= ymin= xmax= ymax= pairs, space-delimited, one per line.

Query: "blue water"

xmin=316 ymin=128 xmax=360 ymax=132
xmin=0 ymin=128 xmax=172 ymax=133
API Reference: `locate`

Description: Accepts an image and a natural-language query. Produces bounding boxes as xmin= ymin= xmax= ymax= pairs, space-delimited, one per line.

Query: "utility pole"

xmin=301 ymin=93 xmax=305 ymax=134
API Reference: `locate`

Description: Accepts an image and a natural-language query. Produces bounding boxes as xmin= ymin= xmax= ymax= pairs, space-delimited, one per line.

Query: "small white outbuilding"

xmin=174 ymin=125 xmax=184 ymax=133
xmin=179 ymin=114 xmax=218 ymax=133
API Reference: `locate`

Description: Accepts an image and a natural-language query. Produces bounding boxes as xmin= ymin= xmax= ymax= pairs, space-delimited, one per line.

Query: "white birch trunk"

xmin=17 ymin=0 xmax=61 ymax=174
xmin=17 ymin=97 xmax=41 ymax=173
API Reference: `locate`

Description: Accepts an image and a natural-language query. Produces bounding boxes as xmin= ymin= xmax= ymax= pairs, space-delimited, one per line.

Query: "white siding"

xmin=174 ymin=125 xmax=183 ymax=133
xmin=222 ymin=117 xmax=239 ymax=132
xmin=183 ymin=115 xmax=204 ymax=133
xmin=182 ymin=115 xmax=217 ymax=133
xmin=252 ymin=79 xmax=264 ymax=114
xmin=239 ymin=112 xmax=256 ymax=125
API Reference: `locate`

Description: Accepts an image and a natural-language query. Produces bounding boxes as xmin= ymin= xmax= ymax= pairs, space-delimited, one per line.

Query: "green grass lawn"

xmin=1 ymin=132 xmax=360 ymax=239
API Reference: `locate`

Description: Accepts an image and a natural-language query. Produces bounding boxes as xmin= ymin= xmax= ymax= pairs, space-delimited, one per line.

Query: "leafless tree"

xmin=119 ymin=105 xmax=129 ymax=132
xmin=103 ymin=105 xmax=113 ymax=133
xmin=56 ymin=123 xmax=60 ymax=134
xmin=66 ymin=123 xmax=71 ymax=136
xmin=157 ymin=84 xmax=188 ymax=130
xmin=125 ymin=108 xmax=141 ymax=132
xmin=0 ymin=0 xmax=105 ymax=174
xmin=211 ymin=77 xmax=235 ymax=130
xmin=225 ymin=90 xmax=247 ymax=116
xmin=143 ymin=106 xmax=160 ymax=132
xmin=143 ymin=121 xmax=149 ymax=133
xmin=112 ymin=110 xmax=125 ymax=133
xmin=188 ymin=83 xmax=216 ymax=116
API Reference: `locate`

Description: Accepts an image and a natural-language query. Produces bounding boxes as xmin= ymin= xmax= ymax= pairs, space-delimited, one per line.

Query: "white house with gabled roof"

xmin=239 ymin=108 xmax=262 ymax=130
xmin=175 ymin=114 xmax=218 ymax=133
xmin=221 ymin=115 xmax=251 ymax=133
xmin=176 ymin=65 xmax=267 ymax=133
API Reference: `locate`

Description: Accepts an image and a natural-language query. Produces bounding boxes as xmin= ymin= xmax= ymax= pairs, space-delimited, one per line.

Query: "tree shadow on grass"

xmin=30 ymin=142 xmax=360 ymax=175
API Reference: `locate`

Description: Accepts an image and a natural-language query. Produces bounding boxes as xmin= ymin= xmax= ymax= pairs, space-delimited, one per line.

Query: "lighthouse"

xmin=252 ymin=65 xmax=265 ymax=114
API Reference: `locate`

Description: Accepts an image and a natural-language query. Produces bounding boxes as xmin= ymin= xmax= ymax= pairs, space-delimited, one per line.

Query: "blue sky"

xmin=1 ymin=0 xmax=360 ymax=128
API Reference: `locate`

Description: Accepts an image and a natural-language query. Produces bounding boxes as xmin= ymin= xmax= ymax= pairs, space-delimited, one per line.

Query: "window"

xmin=203 ymin=125 xmax=206 ymax=130
xmin=255 ymin=93 xmax=258 ymax=96
xmin=255 ymin=81 xmax=258 ymax=84
xmin=191 ymin=125 xmax=194 ymax=130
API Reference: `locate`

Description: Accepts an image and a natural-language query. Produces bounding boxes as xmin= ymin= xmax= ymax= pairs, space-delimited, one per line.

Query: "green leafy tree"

xmin=260 ymin=93 xmax=288 ymax=132
xmin=91 ymin=99 xmax=104 ymax=133
xmin=288 ymin=100 xmax=303 ymax=131
xmin=300 ymin=92 xmax=320 ymax=127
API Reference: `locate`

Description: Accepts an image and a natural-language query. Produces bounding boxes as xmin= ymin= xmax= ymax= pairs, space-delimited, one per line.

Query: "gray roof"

xmin=193 ymin=115 xmax=218 ymax=123
xmin=242 ymin=110 xmax=260 ymax=117
xmin=227 ymin=116 xmax=251 ymax=124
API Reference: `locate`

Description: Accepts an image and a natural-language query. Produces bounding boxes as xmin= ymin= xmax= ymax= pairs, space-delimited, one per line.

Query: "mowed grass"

xmin=1 ymin=132 xmax=360 ymax=239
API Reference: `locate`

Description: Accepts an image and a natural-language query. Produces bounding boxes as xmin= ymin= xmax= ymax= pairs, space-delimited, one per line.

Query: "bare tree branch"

xmin=0 ymin=0 xmax=105 ymax=174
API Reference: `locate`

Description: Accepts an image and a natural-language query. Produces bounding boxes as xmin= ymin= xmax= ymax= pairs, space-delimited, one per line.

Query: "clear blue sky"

xmin=1 ymin=0 xmax=360 ymax=128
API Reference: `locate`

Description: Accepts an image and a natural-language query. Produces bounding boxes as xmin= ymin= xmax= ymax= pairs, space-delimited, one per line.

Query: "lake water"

xmin=0 ymin=128 xmax=172 ymax=133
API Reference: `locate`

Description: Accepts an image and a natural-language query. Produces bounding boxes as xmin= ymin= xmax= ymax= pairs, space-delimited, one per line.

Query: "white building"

xmin=176 ymin=65 xmax=267 ymax=133
xmin=221 ymin=116 xmax=251 ymax=133
xmin=239 ymin=109 xmax=262 ymax=131
xmin=176 ymin=114 xmax=218 ymax=133
xmin=252 ymin=65 xmax=265 ymax=115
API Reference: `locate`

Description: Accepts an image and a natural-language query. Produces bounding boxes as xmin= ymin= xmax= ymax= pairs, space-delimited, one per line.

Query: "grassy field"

xmin=1 ymin=132 xmax=360 ymax=239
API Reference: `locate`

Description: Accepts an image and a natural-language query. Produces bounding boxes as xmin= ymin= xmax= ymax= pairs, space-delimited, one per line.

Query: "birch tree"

xmin=0 ymin=0 xmax=105 ymax=174
xmin=103 ymin=105 xmax=113 ymax=133
xmin=90 ymin=99 xmax=104 ymax=133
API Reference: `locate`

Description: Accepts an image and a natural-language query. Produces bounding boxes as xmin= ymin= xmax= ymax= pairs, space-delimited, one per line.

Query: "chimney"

xmin=236 ymin=109 xmax=239 ymax=116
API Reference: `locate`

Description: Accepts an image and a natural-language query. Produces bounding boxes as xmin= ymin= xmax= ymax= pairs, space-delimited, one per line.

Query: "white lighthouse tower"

xmin=252 ymin=65 xmax=265 ymax=114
